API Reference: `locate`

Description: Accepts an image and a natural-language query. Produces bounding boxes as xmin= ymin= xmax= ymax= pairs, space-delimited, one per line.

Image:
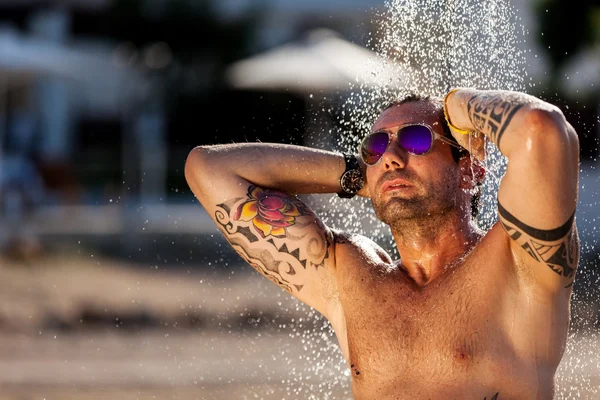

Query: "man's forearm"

xmin=190 ymin=143 xmax=346 ymax=195
xmin=444 ymin=88 xmax=574 ymax=159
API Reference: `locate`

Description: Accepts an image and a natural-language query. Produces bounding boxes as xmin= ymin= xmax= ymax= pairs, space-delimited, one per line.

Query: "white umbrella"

xmin=226 ymin=28 xmax=406 ymax=164
xmin=0 ymin=29 xmax=146 ymax=101
xmin=226 ymin=29 xmax=405 ymax=92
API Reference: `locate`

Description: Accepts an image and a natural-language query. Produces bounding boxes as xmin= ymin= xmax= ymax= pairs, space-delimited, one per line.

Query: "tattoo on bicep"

xmin=214 ymin=185 xmax=333 ymax=294
xmin=498 ymin=203 xmax=579 ymax=288
xmin=484 ymin=393 xmax=499 ymax=400
xmin=467 ymin=94 xmax=524 ymax=148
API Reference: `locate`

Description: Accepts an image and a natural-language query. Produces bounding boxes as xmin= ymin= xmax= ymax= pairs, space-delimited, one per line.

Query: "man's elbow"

xmin=523 ymin=107 xmax=579 ymax=159
xmin=184 ymin=146 xmax=211 ymax=191
xmin=524 ymin=107 xmax=575 ymax=139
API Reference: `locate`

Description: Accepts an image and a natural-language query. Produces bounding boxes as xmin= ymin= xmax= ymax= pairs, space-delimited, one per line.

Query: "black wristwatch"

xmin=338 ymin=153 xmax=365 ymax=199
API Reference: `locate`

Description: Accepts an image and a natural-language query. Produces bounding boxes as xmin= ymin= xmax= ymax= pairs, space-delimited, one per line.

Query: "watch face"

xmin=342 ymin=170 xmax=365 ymax=194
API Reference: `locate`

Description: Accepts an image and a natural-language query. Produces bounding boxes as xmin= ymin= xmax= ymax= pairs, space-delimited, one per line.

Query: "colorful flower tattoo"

xmin=213 ymin=185 xmax=333 ymax=294
xmin=234 ymin=186 xmax=304 ymax=238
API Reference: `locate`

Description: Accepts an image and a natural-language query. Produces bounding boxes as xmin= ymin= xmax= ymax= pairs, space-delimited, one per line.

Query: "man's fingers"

xmin=451 ymin=130 xmax=486 ymax=161
xmin=449 ymin=127 xmax=471 ymax=149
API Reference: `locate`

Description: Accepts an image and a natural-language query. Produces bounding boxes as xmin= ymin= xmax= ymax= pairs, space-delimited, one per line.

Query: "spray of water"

xmin=234 ymin=1 xmax=600 ymax=398
xmin=336 ymin=0 xmax=526 ymax=237
xmin=286 ymin=0 xmax=597 ymax=398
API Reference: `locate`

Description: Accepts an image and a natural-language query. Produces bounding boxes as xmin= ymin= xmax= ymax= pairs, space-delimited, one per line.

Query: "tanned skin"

xmin=185 ymin=89 xmax=580 ymax=399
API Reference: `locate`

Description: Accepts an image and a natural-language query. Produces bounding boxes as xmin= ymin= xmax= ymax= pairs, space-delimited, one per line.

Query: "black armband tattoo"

xmin=499 ymin=203 xmax=574 ymax=241
xmin=498 ymin=203 xmax=579 ymax=288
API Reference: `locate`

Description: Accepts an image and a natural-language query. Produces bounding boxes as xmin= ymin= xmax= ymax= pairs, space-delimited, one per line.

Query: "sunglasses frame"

xmin=359 ymin=123 xmax=463 ymax=166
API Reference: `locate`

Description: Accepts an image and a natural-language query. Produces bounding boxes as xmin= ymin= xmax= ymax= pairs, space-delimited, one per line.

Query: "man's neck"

xmin=390 ymin=210 xmax=483 ymax=287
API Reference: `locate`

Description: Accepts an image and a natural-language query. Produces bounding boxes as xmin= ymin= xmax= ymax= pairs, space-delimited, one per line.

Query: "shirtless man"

xmin=185 ymin=88 xmax=580 ymax=399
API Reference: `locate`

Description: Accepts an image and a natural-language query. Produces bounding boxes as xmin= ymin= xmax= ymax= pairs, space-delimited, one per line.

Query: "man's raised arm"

xmin=184 ymin=143 xmax=351 ymax=317
xmin=444 ymin=89 xmax=580 ymax=293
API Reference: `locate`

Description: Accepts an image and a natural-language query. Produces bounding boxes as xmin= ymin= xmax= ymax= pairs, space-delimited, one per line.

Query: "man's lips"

xmin=382 ymin=179 xmax=413 ymax=192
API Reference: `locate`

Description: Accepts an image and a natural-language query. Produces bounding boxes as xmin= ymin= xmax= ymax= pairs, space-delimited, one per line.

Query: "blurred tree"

xmin=73 ymin=0 xmax=261 ymax=96
xmin=536 ymin=0 xmax=600 ymax=75
xmin=71 ymin=0 xmax=267 ymax=197
xmin=535 ymin=0 xmax=600 ymax=162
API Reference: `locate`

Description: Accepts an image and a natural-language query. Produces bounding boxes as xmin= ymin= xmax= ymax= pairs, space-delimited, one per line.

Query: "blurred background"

xmin=0 ymin=0 xmax=598 ymax=399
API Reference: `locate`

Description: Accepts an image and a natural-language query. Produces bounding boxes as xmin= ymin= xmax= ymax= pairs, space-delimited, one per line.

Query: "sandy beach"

xmin=0 ymin=254 xmax=597 ymax=399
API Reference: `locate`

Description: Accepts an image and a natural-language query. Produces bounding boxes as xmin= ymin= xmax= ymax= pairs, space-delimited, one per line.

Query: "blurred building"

xmin=0 ymin=1 xmax=158 ymax=252
xmin=217 ymin=0 xmax=383 ymax=50
xmin=0 ymin=0 xmax=597 ymax=254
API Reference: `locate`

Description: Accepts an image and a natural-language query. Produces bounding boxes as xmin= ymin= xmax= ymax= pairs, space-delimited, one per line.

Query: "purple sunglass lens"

xmin=398 ymin=125 xmax=433 ymax=155
xmin=361 ymin=132 xmax=390 ymax=165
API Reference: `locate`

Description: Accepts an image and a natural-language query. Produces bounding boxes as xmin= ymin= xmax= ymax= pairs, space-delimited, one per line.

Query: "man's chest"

xmin=338 ymin=259 xmax=508 ymax=367
xmin=325 ymin=231 xmax=570 ymax=398
xmin=328 ymin=237 xmax=544 ymax=375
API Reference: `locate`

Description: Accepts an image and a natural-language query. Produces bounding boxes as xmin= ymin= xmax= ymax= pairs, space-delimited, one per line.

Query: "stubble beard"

xmin=372 ymin=175 xmax=459 ymax=235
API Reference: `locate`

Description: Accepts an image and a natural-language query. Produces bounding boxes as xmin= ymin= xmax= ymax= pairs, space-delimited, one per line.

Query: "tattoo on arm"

xmin=498 ymin=203 xmax=579 ymax=288
xmin=484 ymin=393 xmax=499 ymax=400
xmin=214 ymin=185 xmax=333 ymax=294
xmin=466 ymin=94 xmax=524 ymax=148
xmin=332 ymin=230 xmax=356 ymax=245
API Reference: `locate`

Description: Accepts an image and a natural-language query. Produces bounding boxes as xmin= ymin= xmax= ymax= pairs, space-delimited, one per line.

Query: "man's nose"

xmin=381 ymin=139 xmax=408 ymax=169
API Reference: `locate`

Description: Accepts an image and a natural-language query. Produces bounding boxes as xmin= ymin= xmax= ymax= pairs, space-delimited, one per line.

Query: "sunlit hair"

xmin=378 ymin=94 xmax=482 ymax=219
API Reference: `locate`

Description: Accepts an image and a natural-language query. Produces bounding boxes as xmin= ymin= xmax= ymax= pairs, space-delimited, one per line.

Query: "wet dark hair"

xmin=379 ymin=93 xmax=481 ymax=219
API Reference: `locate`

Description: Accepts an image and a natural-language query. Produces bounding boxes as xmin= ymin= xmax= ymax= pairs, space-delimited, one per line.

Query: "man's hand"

xmin=448 ymin=128 xmax=486 ymax=162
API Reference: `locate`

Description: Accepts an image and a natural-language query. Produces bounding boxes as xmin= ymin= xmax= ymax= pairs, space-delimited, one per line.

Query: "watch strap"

xmin=343 ymin=153 xmax=360 ymax=172
xmin=338 ymin=153 xmax=363 ymax=199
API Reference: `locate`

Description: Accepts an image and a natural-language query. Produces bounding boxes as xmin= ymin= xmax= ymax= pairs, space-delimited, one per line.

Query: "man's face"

xmin=366 ymin=101 xmax=462 ymax=227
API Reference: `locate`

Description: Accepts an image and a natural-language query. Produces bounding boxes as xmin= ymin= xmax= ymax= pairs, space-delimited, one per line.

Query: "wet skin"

xmin=324 ymin=103 xmax=568 ymax=399
xmin=330 ymin=226 xmax=565 ymax=400
xmin=185 ymin=93 xmax=579 ymax=400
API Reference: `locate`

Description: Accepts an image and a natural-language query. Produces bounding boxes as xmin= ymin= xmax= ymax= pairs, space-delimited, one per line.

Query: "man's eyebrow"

xmin=371 ymin=126 xmax=397 ymax=135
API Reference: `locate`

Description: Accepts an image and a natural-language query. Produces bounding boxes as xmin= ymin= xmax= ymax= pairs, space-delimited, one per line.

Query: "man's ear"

xmin=458 ymin=156 xmax=486 ymax=190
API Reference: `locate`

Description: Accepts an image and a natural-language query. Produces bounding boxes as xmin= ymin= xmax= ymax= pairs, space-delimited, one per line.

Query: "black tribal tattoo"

xmin=332 ymin=230 xmax=356 ymax=245
xmin=498 ymin=203 xmax=579 ymax=288
xmin=466 ymin=94 xmax=524 ymax=148
xmin=214 ymin=185 xmax=333 ymax=294
xmin=484 ymin=393 xmax=499 ymax=400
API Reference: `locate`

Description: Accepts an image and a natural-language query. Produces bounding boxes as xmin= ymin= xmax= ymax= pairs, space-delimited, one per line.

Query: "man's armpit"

xmin=498 ymin=202 xmax=579 ymax=288
xmin=213 ymin=185 xmax=334 ymax=295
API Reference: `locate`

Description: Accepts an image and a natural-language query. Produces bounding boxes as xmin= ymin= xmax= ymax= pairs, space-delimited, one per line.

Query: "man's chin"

xmin=384 ymin=196 xmax=422 ymax=209
xmin=374 ymin=197 xmax=426 ymax=223
xmin=382 ymin=187 xmax=418 ymax=199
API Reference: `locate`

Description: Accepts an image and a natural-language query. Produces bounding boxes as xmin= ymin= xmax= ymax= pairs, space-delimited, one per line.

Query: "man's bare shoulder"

xmin=331 ymin=230 xmax=393 ymax=265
